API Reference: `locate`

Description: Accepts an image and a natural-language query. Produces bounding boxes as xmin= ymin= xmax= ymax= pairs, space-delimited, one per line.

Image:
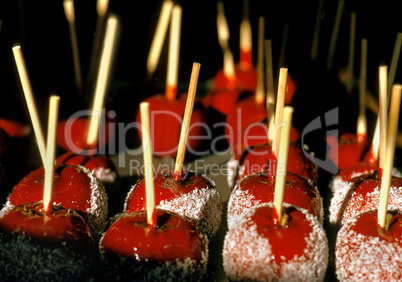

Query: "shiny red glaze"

xmin=337 ymin=162 xmax=379 ymax=181
xmin=206 ymin=89 xmax=244 ymax=115
xmin=136 ymin=94 xmax=206 ymax=158
xmin=125 ymin=171 xmax=214 ymax=213
xmin=100 ymin=209 xmax=206 ymax=262
xmin=56 ymin=151 xmax=116 ymax=172
xmin=235 ymin=143 xmax=317 ymax=184
xmin=349 ymin=210 xmax=402 ymax=242
xmin=225 ymin=97 xmax=300 ymax=152
xmin=251 ymin=205 xmax=313 ymax=264
xmin=9 ymin=164 xmax=93 ymax=213
xmin=284 ymin=73 xmax=297 ymax=105
xmin=211 ymin=65 xmax=257 ymax=93
xmin=339 ymin=172 xmax=402 ymax=221
xmin=327 ymin=133 xmax=368 ymax=170
xmin=235 ymin=171 xmax=321 ymax=217
xmin=0 ymin=118 xmax=30 ymax=138
xmin=57 ymin=114 xmax=114 ymax=153
xmin=0 ymin=202 xmax=91 ymax=246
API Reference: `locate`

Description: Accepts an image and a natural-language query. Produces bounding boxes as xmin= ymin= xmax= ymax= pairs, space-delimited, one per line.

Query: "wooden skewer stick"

xmin=326 ymin=0 xmax=345 ymax=71
xmin=387 ymin=33 xmax=402 ymax=99
xmin=377 ymin=84 xmax=402 ymax=229
xmin=88 ymin=0 xmax=109 ymax=87
xmin=239 ymin=0 xmax=252 ymax=70
xmin=166 ymin=5 xmax=182 ymax=101
xmin=140 ymin=102 xmax=157 ymax=227
xmin=273 ymin=106 xmax=294 ymax=225
xmin=357 ymin=38 xmax=367 ymax=142
xmin=173 ymin=63 xmax=201 ymax=181
xmin=146 ymin=0 xmax=173 ymax=80
xmin=255 ymin=16 xmax=265 ymax=105
xmin=265 ymin=39 xmax=275 ymax=144
xmin=346 ymin=12 xmax=356 ymax=94
xmin=63 ymin=0 xmax=83 ymax=94
xmin=12 ymin=46 xmax=47 ymax=165
xmin=216 ymin=1 xmax=230 ymax=51
xmin=272 ymin=68 xmax=288 ymax=159
xmin=379 ymin=65 xmax=388 ymax=170
xmin=87 ymin=15 xmax=118 ymax=147
xmin=310 ymin=0 xmax=324 ymax=61
xmin=43 ymin=95 xmax=60 ymax=212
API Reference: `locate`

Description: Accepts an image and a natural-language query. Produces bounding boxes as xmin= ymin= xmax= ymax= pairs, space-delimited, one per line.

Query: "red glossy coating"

xmin=125 ymin=171 xmax=214 ymax=213
xmin=0 ymin=118 xmax=30 ymax=138
xmin=225 ymin=97 xmax=300 ymax=152
xmin=211 ymin=65 xmax=257 ymax=93
xmin=9 ymin=164 xmax=93 ymax=213
xmin=56 ymin=151 xmax=116 ymax=173
xmin=253 ymin=205 xmax=314 ymax=264
xmin=327 ymin=133 xmax=368 ymax=170
xmin=235 ymin=143 xmax=317 ymax=184
xmin=57 ymin=111 xmax=115 ymax=153
xmin=336 ymin=162 xmax=379 ymax=181
xmin=135 ymin=94 xmax=206 ymax=158
xmin=100 ymin=209 xmax=206 ymax=262
xmin=0 ymin=202 xmax=91 ymax=247
xmin=233 ymin=171 xmax=321 ymax=217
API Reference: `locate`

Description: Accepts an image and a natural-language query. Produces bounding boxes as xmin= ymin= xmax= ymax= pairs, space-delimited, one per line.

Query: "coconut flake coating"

xmin=124 ymin=171 xmax=222 ymax=238
xmin=227 ymin=171 xmax=323 ymax=229
xmin=335 ymin=209 xmax=402 ymax=281
xmin=223 ymin=203 xmax=328 ymax=281
xmin=99 ymin=210 xmax=209 ymax=281
xmin=329 ymin=172 xmax=402 ymax=225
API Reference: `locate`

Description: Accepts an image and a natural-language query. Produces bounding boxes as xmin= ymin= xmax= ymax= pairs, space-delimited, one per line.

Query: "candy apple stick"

xmin=12 ymin=45 xmax=46 ymax=164
xmin=239 ymin=0 xmax=252 ymax=71
xmin=166 ymin=5 xmax=182 ymax=101
xmin=310 ymin=0 xmax=324 ymax=61
xmin=146 ymin=0 xmax=173 ymax=80
xmin=271 ymin=68 xmax=288 ymax=158
xmin=87 ymin=15 xmax=118 ymax=147
xmin=64 ymin=0 xmax=83 ymax=94
xmin=255 ymin=16 xmax=265 ymax=105
xmin=216 ymin=1 xmax=230 ymax=51
xmin=387 ymin=33 xmax=402 ymax=98
xmin=357 ymin=38 xmax=367 ymax=142
xmin=140 ymin=102 xmax=157 ymax=227
xmin=326 ymin=0 xmax=345 ymax=71
xmin=273 ymin=106 xmax=294 ymax=225
xmin=265 ymin=39 xmax=275 ymax=143
xmin=346 ymin=12 xmax=356 ymax=94
xmin=379 ymin=65 xmax=388 ymax=170
xmin=43 ymin=95 xmax=60 ymax=212
xmin=223 ymin=47 xmax=236 ymax=85
xmin=88 ymin=0 xmax=109 ymax=86
xmin=377 ymin=84 xmax=402 ymax=229
xmin=173 ymin=63 xmax=201 ymax=180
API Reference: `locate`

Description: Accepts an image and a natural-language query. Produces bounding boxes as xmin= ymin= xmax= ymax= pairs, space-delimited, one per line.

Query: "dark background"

xmin=1 ymin=0 xmax=402 ymax=120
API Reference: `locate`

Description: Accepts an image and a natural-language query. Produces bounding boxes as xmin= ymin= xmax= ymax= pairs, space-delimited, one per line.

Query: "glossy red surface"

xmin=235 ymin=171 xmax=321 ymax=217
xmin=0 ymin=202 xmax=91 ymax=246
xmin=56 ymin=151 xmax=116 ymax=172
xmin=9 ymin=164 xmax=93 ymax=213
xmin=126 ymin=171 xmax=214 ymax=213
xmin=135 ymin=94 xmax=206 ymax=158
xmin=100 ymin=209 xmax=206 ymax=262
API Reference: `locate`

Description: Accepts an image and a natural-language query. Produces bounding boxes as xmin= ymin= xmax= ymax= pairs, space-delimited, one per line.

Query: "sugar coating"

xmin=223 ymin=203 xmax=328 ymax=281
xmin=330 ymin=167 xmax=402 ymax=193
xmin=329 ymin=180 xmax=402 ymax=225
xmin=124 ymin=174 xmax=222 ymax=238
xmin=99 ymin=213 xmax=209 ymax=281
xmin=335 ymin=213 xmax=402 ymax=281
xmin=227 ymin=178 xmax=324 ymax=230
xmin=93 ymin=167 xmax=118 ymax=184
